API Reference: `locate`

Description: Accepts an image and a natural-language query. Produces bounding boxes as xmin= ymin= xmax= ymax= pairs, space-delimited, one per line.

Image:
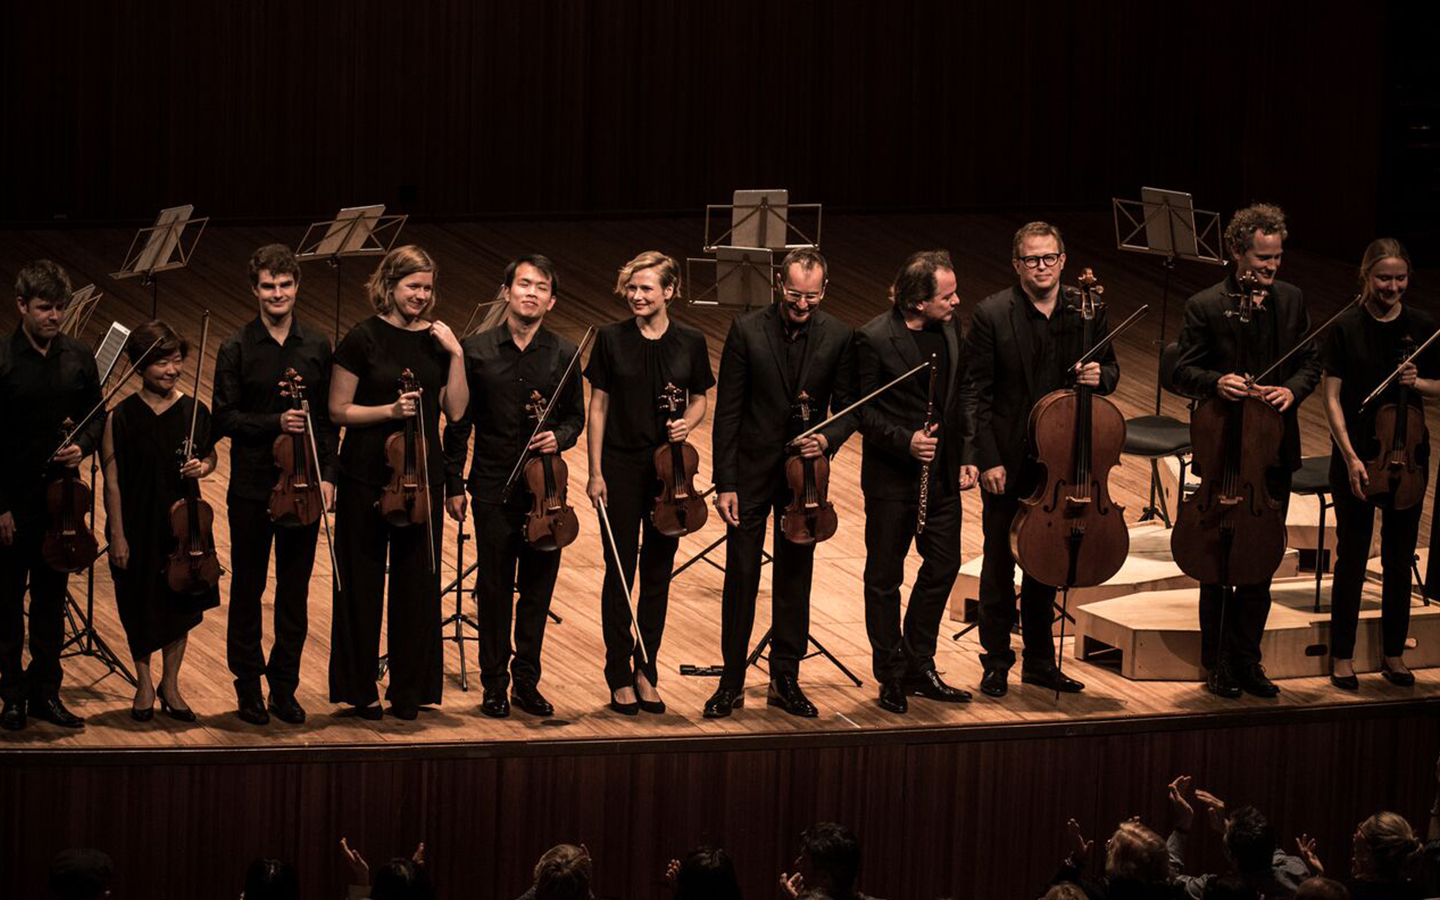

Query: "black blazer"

xmin=712 ymin=305 xmax=858 ymax=499
xmin=1173 ymin=276 xmax=1320 ymax=471
xmin=966 ymin=286 xmax=1121 ymax=475
xmin=854 ymin=306 xmax=975 ymax=501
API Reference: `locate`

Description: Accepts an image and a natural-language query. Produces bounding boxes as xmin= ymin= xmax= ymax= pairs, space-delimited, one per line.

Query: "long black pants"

xmin=1329 ymin=467 xmax=1419 ymax=660
xmin=1198 ymin=469 xmax=1292 ymax=670
xmin=473 ymin=497 xmax=560 ymax=694
xmin=225 ymin=494 xmax=319 ymax=701
xmin=718 ymin=492 xmax=814 ymax=690
xmin=328 ymin=477 xmax=442 ymax=708
xmin=977 ymin=487 xmax=1060 ymax=673
xmin=861 ymin=492 xmax=963 ymax=683
xmin=0 ymin=523 xmax=68 ymax=703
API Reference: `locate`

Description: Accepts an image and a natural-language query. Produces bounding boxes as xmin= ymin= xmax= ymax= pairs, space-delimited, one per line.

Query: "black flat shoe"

xmin=980 ymin=668 xmax=1009 ymax=698
xmin=236 ymin=695 xmax=270 ymax=726
xmin=157 ymin=689 xmax=196 ymax=723
xmin=1329 ymin=672 xmax=1359 ymax=691
xmin=767 ymin=676 xmax=819 ymax=717
xmin=878 ymin=679 xmax=908 ymax=714
xmin=1381 ymin=662 xmax=1416 ymax=687
xmin=905 ymin=669 xmax=973 ymax=702
xmin=1 ymin=698 xmax=27 ymax=731
xmin=389 ymin=703 xmax=419 ymax=721
xmin=480 ymin=691 xmax=511 ymax=718
xmin=349 ymin=704 xmax=383 ymax=721
xmin=703 ymin=686 xmax=744 ymax=719
xmin=1238 ymin=663 xmax=1281 ymax=698
xmin=512 ymin=684 xmax=553 ymax=717
xmin=31 ymin=696 xmax=85 ymax=729
xmin=1021 ymin=665 xmax=1085 ymax=694
xmin=268 ymin=695 xmax=306 ymax=725
xmin=609 ymin=691 xmax=639 ymax=716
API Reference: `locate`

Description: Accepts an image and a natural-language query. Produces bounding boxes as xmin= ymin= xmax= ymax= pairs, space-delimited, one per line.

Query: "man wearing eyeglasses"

xmin=706 ymin=248 xmax=858 ymax=718
xmin=967 ymin=222 xmax=1119 ymax=698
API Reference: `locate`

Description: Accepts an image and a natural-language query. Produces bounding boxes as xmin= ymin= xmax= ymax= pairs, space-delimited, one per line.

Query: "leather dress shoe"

xmin=1021 ymin=665 xmax=1085 ymax=693
xmin=980 ymin=668 xmax=1009 ymax=698
xmin=905 ymin=669 xmax=972 ymax=702
xmin=268 ymin=694 xmax=306 ymax=725
xmin=236 ymin=695 xmax=270 ymax=726
xmin=767 ymin=676 xmax=819 ymax=717
xmin=1381 ymin=662 xmax=1416 ymax=687
xmin=480 ymin=690 xmax=511 ymax=718
xmin=512 ymin=683 xmax=554 ymax=717
xmin=1 ymin=698 xmax=26 ymax=731
xmin=1238 ymin=663 xmax=1280 ymax=698
xmin=30 ymin=696 xmax=84 ymax=728
xmin=702 ymin=686 xmax=744 ymax=719
xmin=877 ymin=679 xmax=908 ymax=714
xmin=1205 ymin=665 xmax=1243 ymax=699
xmin=157 ymin=689 xmax=196 ymax=723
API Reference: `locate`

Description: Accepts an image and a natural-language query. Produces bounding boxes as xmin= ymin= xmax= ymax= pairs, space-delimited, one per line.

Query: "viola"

xmin=166 ymin=311 xmax=223 ymax=595
xmin=1010 ymin=268 xmax=1129 ymax=588
xmin=651 ymin=381 xmax=708 ymax=537
xmin=781 ymin=391 xmax=838 ymax=545
xmin=41 ymin=417 xmax=101 ymax=574
xmin=522 ymin=389 xmax=580 ymax=550
xmin=268 ymin=368 xmax=324 ymax=527
xmin=378 ymin=368 xmax=431 ymax=529
xmin=1363 ymin=336 xmax=1429 ymax=510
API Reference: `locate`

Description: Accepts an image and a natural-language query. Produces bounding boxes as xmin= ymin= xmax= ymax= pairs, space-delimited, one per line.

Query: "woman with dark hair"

xmin=667 ymin=845 xmax=743 ymax=900
xmin=102 ymin=319 xmax=219 ymax=722
xmin=241 ymin=857 xmax=299 ymax=900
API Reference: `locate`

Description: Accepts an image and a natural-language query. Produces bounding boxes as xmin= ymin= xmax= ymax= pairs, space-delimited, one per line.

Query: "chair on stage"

xmin=1123 ymin=342 xmax=1191 ymax=527
xmin=1289 ymin=455 xmax=1334 ymax=612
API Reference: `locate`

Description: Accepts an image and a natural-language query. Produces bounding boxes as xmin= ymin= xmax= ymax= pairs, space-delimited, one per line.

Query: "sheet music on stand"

xmin=702 ymin=189 xmax=822 ymax=252
xmin=295 ymin=204 xmax=408 ymax=341
xmin=1113 ymin=188 xmax=1223 ymax=264
xmin=110 ymin=204 xmax=209 ymax=317
xmin=92 ymin=322 xmax=132 ymax=384
xmin=61 ymin=284 xmax=104 ymax=338
xmin=686 ymin=246 xmax=775 ymax=309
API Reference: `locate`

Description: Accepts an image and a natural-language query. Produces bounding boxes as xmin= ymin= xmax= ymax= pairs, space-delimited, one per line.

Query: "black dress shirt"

xmin=775 ymin=315 xmax=809 ymax=392
xmin=0 ymin=328 xmax=104 ymax=522
xmin=1024 ymin=298 xmax=1073 ymax=398
xmin=443 ymin=323 xmax=585 ymax=504
xmin=212 ymin=317 xmax=339 ymax=501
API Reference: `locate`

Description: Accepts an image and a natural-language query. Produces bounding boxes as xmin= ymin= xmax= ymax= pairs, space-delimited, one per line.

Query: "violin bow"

xmin=1245 ymin=293 xmax=1364 ymax=390
xmin=43 ymin=336 xmax=164 ymax=466
xmin=414 ymin=389 xmax=437 ymax=574
xmin=499 ymin=326 xmax=596 ymax=504
xmin=788 ymin=359 xmax=931 ymax=447
xmin=1359 ymin=324 xmax=1440 ymax=412
xmin=596 ymin=496 xmax=650 ymax=666
xmin=182 ymin=311 xmax=212 ymax=463
xmin=299 ymin=396 xmax=344 ymax=595
xmin=1071 ymin=304 xmax=1149 ymax=368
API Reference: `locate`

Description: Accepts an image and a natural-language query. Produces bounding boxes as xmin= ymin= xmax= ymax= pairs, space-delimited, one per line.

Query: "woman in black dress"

xmin=1321 ymin=237 xmax=1437 ymax=689
xmin=584 ymin=251 xmax=714 ymax=714
xmin=327 ymin=245 xmax=468 ymax=720
xmin=102 ymin=319 xmax=219 ymax=722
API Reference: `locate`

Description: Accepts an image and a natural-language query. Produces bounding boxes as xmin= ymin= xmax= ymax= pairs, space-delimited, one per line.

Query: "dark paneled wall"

xmin=4 ymin=2 xmax=1385 ymax=254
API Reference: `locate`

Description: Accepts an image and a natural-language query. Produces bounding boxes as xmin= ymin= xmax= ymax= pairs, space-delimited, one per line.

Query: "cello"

xmin=780 ymin=390 xmax=838 ymax=545
xmin=165 ymin=311 xmax=224 ymax=596
xmin=41 ymin=418 xmax=101 ymax=574
xmin=268 ymin=368 xmax=324 ymax=527
xmin=1362 ymin=333 xmax=1432 ymax=510
xmin=521 ymin=389 xmax=580 ymax=551
xmin=651 ymin=382 xmax=708 ymax=537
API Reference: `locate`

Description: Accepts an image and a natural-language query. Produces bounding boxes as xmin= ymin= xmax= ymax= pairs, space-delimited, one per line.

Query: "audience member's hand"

xmin=1351 ymin=826 xmax=1374 ymax=880
xmin=779 ymin=870 xmax=804 ymax=899
xmin=1065 ymin=818 xmax=1094 ymax=864
xmin=340 ymin=838 xmax=370 ymax=886
xmin=1168 ymin=776 xmax=1195 ymax=832
xmin=1296 ymin=834 xmax=1323 ymax=875
xmin=1194 ymin=789 xmax=1227 ymax=834
xmin=664 ymin=859 xmax=680 ymax=889
xmin=412 ymin=842 xmax=425 ymax=867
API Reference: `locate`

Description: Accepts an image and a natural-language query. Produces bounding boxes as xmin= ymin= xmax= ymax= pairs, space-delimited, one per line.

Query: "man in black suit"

xmin=968 ymin=222 xmax=1118 ymax=698
xmin=854 ymin=250 xmax=978 ymax=714
xmin=705 ymin=249 xmax=857 ymax=718
xmin=1173 ymin=203 xmax=1320 ymax=699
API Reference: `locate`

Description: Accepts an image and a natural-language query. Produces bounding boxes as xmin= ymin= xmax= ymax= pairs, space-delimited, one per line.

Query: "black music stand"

xmin=295 ymin=204 xmax=407 ymax=342
xmin=110 ymin=204 xmax=209 ymax=318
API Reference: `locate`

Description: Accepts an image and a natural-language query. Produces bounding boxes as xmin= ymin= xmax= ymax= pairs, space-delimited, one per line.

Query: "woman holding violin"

xmin=327 ymin=245 xmax=468 ymax=721
xmin=442 ymin=255 xmax=584 ymax=720
xmin=102 ymin=319 xmax=219 ymax=722
xmin=584 ymin=251 xmax=713 ymax=715
xmin=1320 ymin=238 xmax=1435 ymax=689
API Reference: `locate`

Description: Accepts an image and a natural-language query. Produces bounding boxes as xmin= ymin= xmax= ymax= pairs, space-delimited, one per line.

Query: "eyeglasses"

xmin=1017 ymin=253 xmax=1062 ymax=269
xmin=782 ymin=289 xmax=823 ymax=303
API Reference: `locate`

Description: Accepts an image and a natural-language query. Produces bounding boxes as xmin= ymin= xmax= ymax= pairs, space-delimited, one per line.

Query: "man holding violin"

xmin=443 ymin=255 xmax=584 ymax=719
xmin=213 ymin=244 xmax=338 ymax=726
xmin=1173 ymin=203 xmax=1321 ymax=699
xmin=705 ymin=248 xmax=857 ymax=719
xmin=0 ymin=260 xmax=102 ymax=730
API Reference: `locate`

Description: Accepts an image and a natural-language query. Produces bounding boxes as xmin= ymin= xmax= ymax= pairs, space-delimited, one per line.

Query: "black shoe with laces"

xmin=905 ymin=669 xmax=973 ymax=702
xmin=1238 ymin=662 xmax=1280 ymax=698
xmin=31 ymin=696 xmax=85 ymax=728
xmin=1205 ymin=664 xmax=1243 ymax=699
xmin=512 ymin=683 xmax=553 ymax=717
xmin=767 ymin=676 xmax=819 ymax=717
xmin=703 ymin=686 xmax=744 ymax=719
xmin=268 ymin=694 xmax=306 ymax=725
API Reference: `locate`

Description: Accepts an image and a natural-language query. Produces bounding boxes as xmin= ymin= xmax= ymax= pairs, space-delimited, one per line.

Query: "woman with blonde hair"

xmin=1350 ymin=812 xmax=1425 ymax=899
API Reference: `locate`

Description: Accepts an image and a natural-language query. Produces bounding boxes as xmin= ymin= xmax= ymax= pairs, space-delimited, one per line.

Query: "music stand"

xmin=60 ymin=285 xmax=104 ymax=338
xmin=685 ymin=247 xmax=776 ymax=309
xmin=110 ymin=205 xmax=209 ymax=317
xmin=703 ymin=189 xmax=822 ymax=252
xmin=295 ymin=204 xmax=408 ymax=342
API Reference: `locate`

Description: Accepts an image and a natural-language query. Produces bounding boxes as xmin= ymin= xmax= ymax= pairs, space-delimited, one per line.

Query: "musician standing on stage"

xmin=854 ymin=250 xmax=978 ymax=715
xmin=328 ymin=245 xmax=468 ymax=721
xmin=212 ymin=244 xmax=338 ymax=726
xmin=584 ymin=251 xmax=713 ymax=715
xmin=1321 ymin=237 xmax=1434 ymax=690
xmin=1174 ymin=203 xmax=1320 ymax=699
xmin=0 ymin=261 xmax=102 ymax=731
xmin=968 ymin=222 xmax=1117 ymax=698
xmin=443 ymin=255 xmax=583 ymax=719
xmin=705 ymin=248 xmax=857 ymax=719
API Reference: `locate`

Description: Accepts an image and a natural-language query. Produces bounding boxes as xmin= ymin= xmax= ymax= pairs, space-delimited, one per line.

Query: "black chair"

xmin=1124 ymin=342 xmax=1192 ymax=527
xmin=1289 ymin=455 xmax=1333 ymax=611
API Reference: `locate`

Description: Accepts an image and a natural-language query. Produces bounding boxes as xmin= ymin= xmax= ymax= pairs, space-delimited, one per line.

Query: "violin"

xmin=651 ymin=381 xmax=708 ymax=537
xmin=268 ymin=368 xmax=324 ymax=527
xmin=1010 ymin=268 xmax=1129 ymax=588
xmin=166 ymin=311 xmax=223 ymax=596
xmin=378 ymin=368 xmax=431 ymax=529
xmin=1363 ymin=335 xmax=1429 ymax=510
xmin=522 ymin=389 xmax=580 ymax=550
xmin=915 ymin=353 xmax=939 ymax=535
xmin=781 ymin=391 xmax=838 ymax=545
xmin=41 ymin=418 xmax=101 ymax=574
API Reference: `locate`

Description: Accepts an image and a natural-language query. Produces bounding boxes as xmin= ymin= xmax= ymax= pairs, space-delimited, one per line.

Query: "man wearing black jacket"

xmin=968 ymin=222 xmax=1119 ymax=698
xmin=854 ymin=250 xmax=978 ymax=714
xmin=1173 ymin=203 xmax=1321 ymax=698
xmin=705 ymin=248 xmax=857 ymax=719
xmin=444 ymin=255 xmax=584 ymax=719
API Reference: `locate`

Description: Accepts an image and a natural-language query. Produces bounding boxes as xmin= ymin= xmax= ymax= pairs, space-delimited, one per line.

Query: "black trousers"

xmin=718 ymin=491 xmax=815 ymax=690
xmin=225 ymin=494 xmax=319 ymax=701
xmin=0 ymin=524 xmax=68 ymax=703
xmin=473 ymin=497 xmax=560 ymax=694
xmin=977 ymin=487 xmax=1060 ymax=672
xmin=1328 ymin=469 xmax=1419 ymax=660
xmin=1198 ymin=469 xmax=1292 ymax=670
xmin=598 ymin=446 xmax=677 ymax=691
xmin=861 ymin=491 xmax=963 ymax=683
xmin=328 ymin=476 xmax=443 ymax=708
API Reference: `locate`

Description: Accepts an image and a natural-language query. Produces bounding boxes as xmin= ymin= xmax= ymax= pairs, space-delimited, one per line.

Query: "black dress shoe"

xmin=157 ymin=689 xmax=196 ymax=723
xmin=1381 ymin=662 xmax=1416 ymax=687
xmin=1205 ymin=665 xmax=1243 ymax=699
xmin=767 ymin=676 xmax=819 ymax=717
xmin=236 ymin=695 xmax=270 ymax=726
xmin=702 ymin=686 xmax=744 ymax=719
xmin=980 ymin=668 xmax=1009 ymax=698
xmin=609 ymin=690 xmax=639 ymax=716
xmin=268 ymin=695 xmax=306 ymax=725
xmin=1238 ymin=663 xmax=1281 ymax=698
xmin=877 ymin=679 xmax=908 ymax=714
xmin=1330 ymin=672 xmax=1359 ymax=691
xmin=130 ymin=702 xmax=154 ymax=723
xmin=634 ymin=683 xmax=666 ymax=715
xmin=30 ymin=696 xmax=84 ymax=728
xmin=1 ymin=698 xmax=26 ymax=731
xmin=480 ymin=691 xmax=511 ymax=718
xmin=1021 ymin=665 xmax=1085 ymax=694
xmin=905 ymin=669 xmax=973 ymax=702
xmin=346 ymin=703 xmax=383 ymax=721
xmin=389 ymin=703 xmax=419 ymax=721
xmin=512 ymin=684 xmax=553 ymax=717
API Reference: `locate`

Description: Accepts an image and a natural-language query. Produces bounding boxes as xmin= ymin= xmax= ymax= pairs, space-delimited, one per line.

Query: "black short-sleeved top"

xmin=1323 ymin=304 xmax=1440 ymax=459
xmin=583 ymin=318 xmax=714 ymax=451
xmin=333 ymin=315 xmax=451 ymax=487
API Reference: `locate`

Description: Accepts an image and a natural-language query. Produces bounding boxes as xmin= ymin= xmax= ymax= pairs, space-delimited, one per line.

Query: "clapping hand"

xmin=1296 ymin=834 xmax=1323 ymax=875
xmin=1168 ymin=775 xmax=1195 ymax=832
xmin=1194 ymin=789 xmax=1228 ymax=834
xmin=1065 ymin=818 xmax=1094 ymax=865
xmin=340 ymin=837 xmax=370 ymax=886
